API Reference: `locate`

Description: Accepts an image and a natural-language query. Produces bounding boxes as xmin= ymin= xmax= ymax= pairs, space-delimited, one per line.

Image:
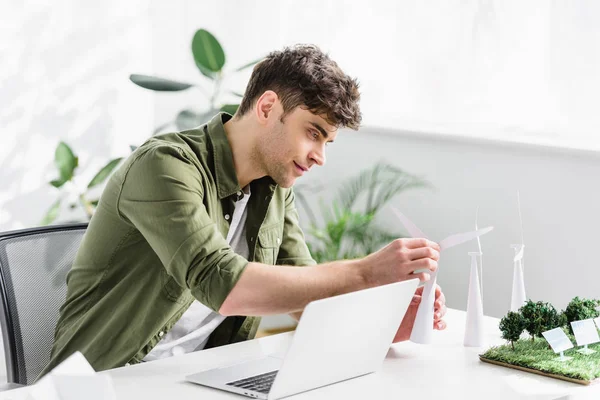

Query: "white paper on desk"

xmin=26 ymin=351 xmax=113 ymax=400
xmin=53 ymin=375 xmax=116 ymax=400
xmin=390 ymin=207 xmax=493 ymax=344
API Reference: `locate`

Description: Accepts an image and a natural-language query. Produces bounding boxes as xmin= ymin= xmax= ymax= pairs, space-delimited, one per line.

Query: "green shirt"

xmin=40 ymin=113 xmax=315 ymax=377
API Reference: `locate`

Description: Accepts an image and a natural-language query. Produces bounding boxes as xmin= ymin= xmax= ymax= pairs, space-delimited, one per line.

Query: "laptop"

xmin=185 ymin=278 xmax=419 ymax=399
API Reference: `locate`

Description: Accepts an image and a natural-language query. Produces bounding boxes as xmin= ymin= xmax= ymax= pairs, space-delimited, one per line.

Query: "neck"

xmin=223 ymin=115 xmax=266 ymax=188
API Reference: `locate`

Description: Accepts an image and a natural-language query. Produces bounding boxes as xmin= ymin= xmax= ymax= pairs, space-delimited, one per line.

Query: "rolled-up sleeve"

xmin=276 ymin=188 xmax=317 ymax=267
xmin=117 ymin=145 xmax=248 ymax=311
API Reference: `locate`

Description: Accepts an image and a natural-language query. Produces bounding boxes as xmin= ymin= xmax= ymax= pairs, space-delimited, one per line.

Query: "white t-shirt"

xmin=144 ymin=187 xmax=251 ymax=361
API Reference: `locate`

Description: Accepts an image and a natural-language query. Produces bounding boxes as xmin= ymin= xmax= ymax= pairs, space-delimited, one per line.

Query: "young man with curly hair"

xmin=40 ymin=45 xmax=446 ymax=376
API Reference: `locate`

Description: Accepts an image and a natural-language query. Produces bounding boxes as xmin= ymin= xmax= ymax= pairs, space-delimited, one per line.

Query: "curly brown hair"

xmin=237 ymin=44 xmax=362 ymax=130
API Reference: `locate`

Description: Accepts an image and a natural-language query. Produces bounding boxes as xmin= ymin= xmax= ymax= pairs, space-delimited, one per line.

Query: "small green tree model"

xmin=499 ymin=311 xmax=527 ymax=350
xmin=520 ymin=300 xmax=544 ymax=341
xmin=520 ymin=300 xmax=563 ymax=341
xmin=540 ymin=304 xmax=564 ymax=333
xmin=564 ymin=297 xmax=600 ymax=334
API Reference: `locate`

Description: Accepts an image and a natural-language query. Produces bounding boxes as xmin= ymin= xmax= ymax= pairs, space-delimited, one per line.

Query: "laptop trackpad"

xmin=187 ymin=356 xmax=283 ymax=386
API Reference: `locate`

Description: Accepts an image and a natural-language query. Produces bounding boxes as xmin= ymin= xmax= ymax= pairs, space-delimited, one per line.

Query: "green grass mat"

xmin=480 ymin=338 xmax=600 ymax=383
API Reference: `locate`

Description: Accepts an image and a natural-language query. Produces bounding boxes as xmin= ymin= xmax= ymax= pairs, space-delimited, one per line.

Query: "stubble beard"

xmin=259 ymin=124 xmax=294 ymax=188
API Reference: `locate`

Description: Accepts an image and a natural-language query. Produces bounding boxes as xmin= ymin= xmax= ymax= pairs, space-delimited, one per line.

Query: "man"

xmin=40 ymin=44 xmax=446 ymax=376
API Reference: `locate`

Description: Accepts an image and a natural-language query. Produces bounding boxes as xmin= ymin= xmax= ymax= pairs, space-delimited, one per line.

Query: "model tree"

xmin=520 ymin=300 xmax=563 ymax=341
xmin=542 ymin=306 xmax=566 ymax=333
xmin=520 ymin=300 xmax=544 ymax=341
xmin=564 ymin=297 xmax=600 ymax=334
xmin=499 ymin=311 xmax=527 ymax=350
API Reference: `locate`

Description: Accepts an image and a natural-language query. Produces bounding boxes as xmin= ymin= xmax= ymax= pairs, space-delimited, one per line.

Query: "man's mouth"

xmin=294 ymin=161 xmax=308 ymax=174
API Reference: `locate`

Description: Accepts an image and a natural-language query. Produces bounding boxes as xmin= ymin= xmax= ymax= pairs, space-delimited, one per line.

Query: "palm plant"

xmin=295 ymin=162 xmax=431 ymax=263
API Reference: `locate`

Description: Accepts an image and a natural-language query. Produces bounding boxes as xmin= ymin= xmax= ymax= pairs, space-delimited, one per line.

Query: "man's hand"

xmin=359 ymin=238 xmax=440 ymax=287
xmin=392 ymin=284 xmax=447 ymax=343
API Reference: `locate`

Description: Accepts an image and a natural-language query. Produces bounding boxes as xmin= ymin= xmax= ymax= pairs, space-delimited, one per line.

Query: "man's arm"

xmin=219 ymin=237 xmax=440 ymax=316
xmin=219 ymin=259 xmax=363 ymax=316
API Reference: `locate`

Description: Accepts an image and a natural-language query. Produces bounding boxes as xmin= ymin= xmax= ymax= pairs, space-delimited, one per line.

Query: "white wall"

xmin=150 ymin=0 xmax=600 ymax=150
xmin=0 ymin=1 xmax=154 ymax=230
xmin=299 ymin=127 xmax=600 ymax=319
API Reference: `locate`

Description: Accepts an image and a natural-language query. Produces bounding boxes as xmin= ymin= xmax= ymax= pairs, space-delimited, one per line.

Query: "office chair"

xmin=0 ymin=223 xmax=87 ymax=387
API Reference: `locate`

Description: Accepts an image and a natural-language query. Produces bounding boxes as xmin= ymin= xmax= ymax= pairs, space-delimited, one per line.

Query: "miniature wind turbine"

xmin=464 ymin=206 xmax=486 ymax=347
xmin=475 ymin=206 xmax=483 ymax=301
xmin=510 ymin=192 xmax=526 ymax=312
xmin=464 ymin=251 xmax=485 ymax=347
xmin=391 ymin=207 xmax=493 ymax=344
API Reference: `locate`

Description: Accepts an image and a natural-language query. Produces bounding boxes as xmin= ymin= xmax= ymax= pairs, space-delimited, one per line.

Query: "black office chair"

xmin=0 ymin=223 xmax=87 ymax=387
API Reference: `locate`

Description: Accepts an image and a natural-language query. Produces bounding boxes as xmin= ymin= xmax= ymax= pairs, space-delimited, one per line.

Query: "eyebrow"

xmin=309 ymin=122 xmax=335 ymax=143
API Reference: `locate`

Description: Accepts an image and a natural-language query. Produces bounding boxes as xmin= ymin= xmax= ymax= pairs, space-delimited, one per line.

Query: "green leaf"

xmin=50 ymin=178 xmax=67 ymax=188
xmin=234 ymin=57 xmax=263 ymax=72
xmin=191 ymin=29 xmax=226 ymax=78
xmin=129 ymin=74 xmax=193 ymax=91
xmin=55 ymin=142 xmax=78 ymax=182
xmin=220 ymin=104 xmax=239 ymax=115
xmin=41 ymin=199 xmax=61 ymax=226
xmin=336 ymin=161 xmax=430 ymax=215
xmin=87 ymin=158 xmax=123 ymax=189
xmin=90 ymin=199 xmax=99 ymax=207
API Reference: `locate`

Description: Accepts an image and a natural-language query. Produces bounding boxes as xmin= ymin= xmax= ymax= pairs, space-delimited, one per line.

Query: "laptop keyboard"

xmin=227 ymin=370 xmax=279 ymax=394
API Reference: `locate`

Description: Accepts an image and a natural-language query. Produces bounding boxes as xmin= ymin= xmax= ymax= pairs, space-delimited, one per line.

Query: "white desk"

xmin=2 ymin=309 xmax=599 ymax=400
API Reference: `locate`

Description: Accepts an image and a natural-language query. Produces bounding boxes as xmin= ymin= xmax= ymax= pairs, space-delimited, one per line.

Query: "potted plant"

xmin=295 ymin=162 xmax=431 ymax=263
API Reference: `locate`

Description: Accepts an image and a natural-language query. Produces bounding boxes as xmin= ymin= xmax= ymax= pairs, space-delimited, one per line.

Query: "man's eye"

xmin=309 ymin=130 xmax=319 ymax=140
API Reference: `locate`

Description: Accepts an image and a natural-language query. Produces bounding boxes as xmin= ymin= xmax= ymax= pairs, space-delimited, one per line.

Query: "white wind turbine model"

xmin=391 ymin=207 xmax=493 ymax=344
xmin=464 ymin=207 xmax=486 ymax=347
xmin=510 ymin=191 xmax=527 ymax=312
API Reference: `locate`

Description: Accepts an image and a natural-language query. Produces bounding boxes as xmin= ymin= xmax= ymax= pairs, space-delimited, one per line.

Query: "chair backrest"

xmin=0 ymin=223 xmax=87 ymax=385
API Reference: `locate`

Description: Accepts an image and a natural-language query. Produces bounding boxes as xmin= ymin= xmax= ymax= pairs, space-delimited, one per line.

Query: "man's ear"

xmin=255 ymin=90 xmax=279 ymax=124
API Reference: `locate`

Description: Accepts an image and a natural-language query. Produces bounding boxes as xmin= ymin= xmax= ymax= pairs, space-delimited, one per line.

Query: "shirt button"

xmin=125 ymin=363 xmax=131 ymax=366
xmin=237 ymin=191 xmax=242 ymax=196
xmin=250 ymin=237 xmax=254 ymax=242
xmin=158 ymin=331 xmax=165 ymax=337
xmin=224 ymin=214 xmax=230 ymax=220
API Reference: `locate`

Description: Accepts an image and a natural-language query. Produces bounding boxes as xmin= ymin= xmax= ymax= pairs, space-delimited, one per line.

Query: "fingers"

xmin=411 ymin=291 xmax=445 ymax=330
xmin=434 ymin=320 xmax=447 ymax=330
xmin=408 ymin=246 xmax=440 ymax=262
xmin=411 ymin=292 xmax=445 ymax=330
xmin=411 ymin=294 xmax=422 ymax=305
xmin=408 ymin=258 xmax=438 ymax=273
xmin=412 ymin=271 xmax=430 ymax=282
xmin=434 ymin=304 xmax=447 ymax=320
xmin=404 ymin=238 xmax=441 ymax=251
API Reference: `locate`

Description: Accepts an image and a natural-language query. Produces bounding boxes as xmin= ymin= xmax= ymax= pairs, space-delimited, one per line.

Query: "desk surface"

xmin=2 ymin=309 xmax=599 ymax=400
